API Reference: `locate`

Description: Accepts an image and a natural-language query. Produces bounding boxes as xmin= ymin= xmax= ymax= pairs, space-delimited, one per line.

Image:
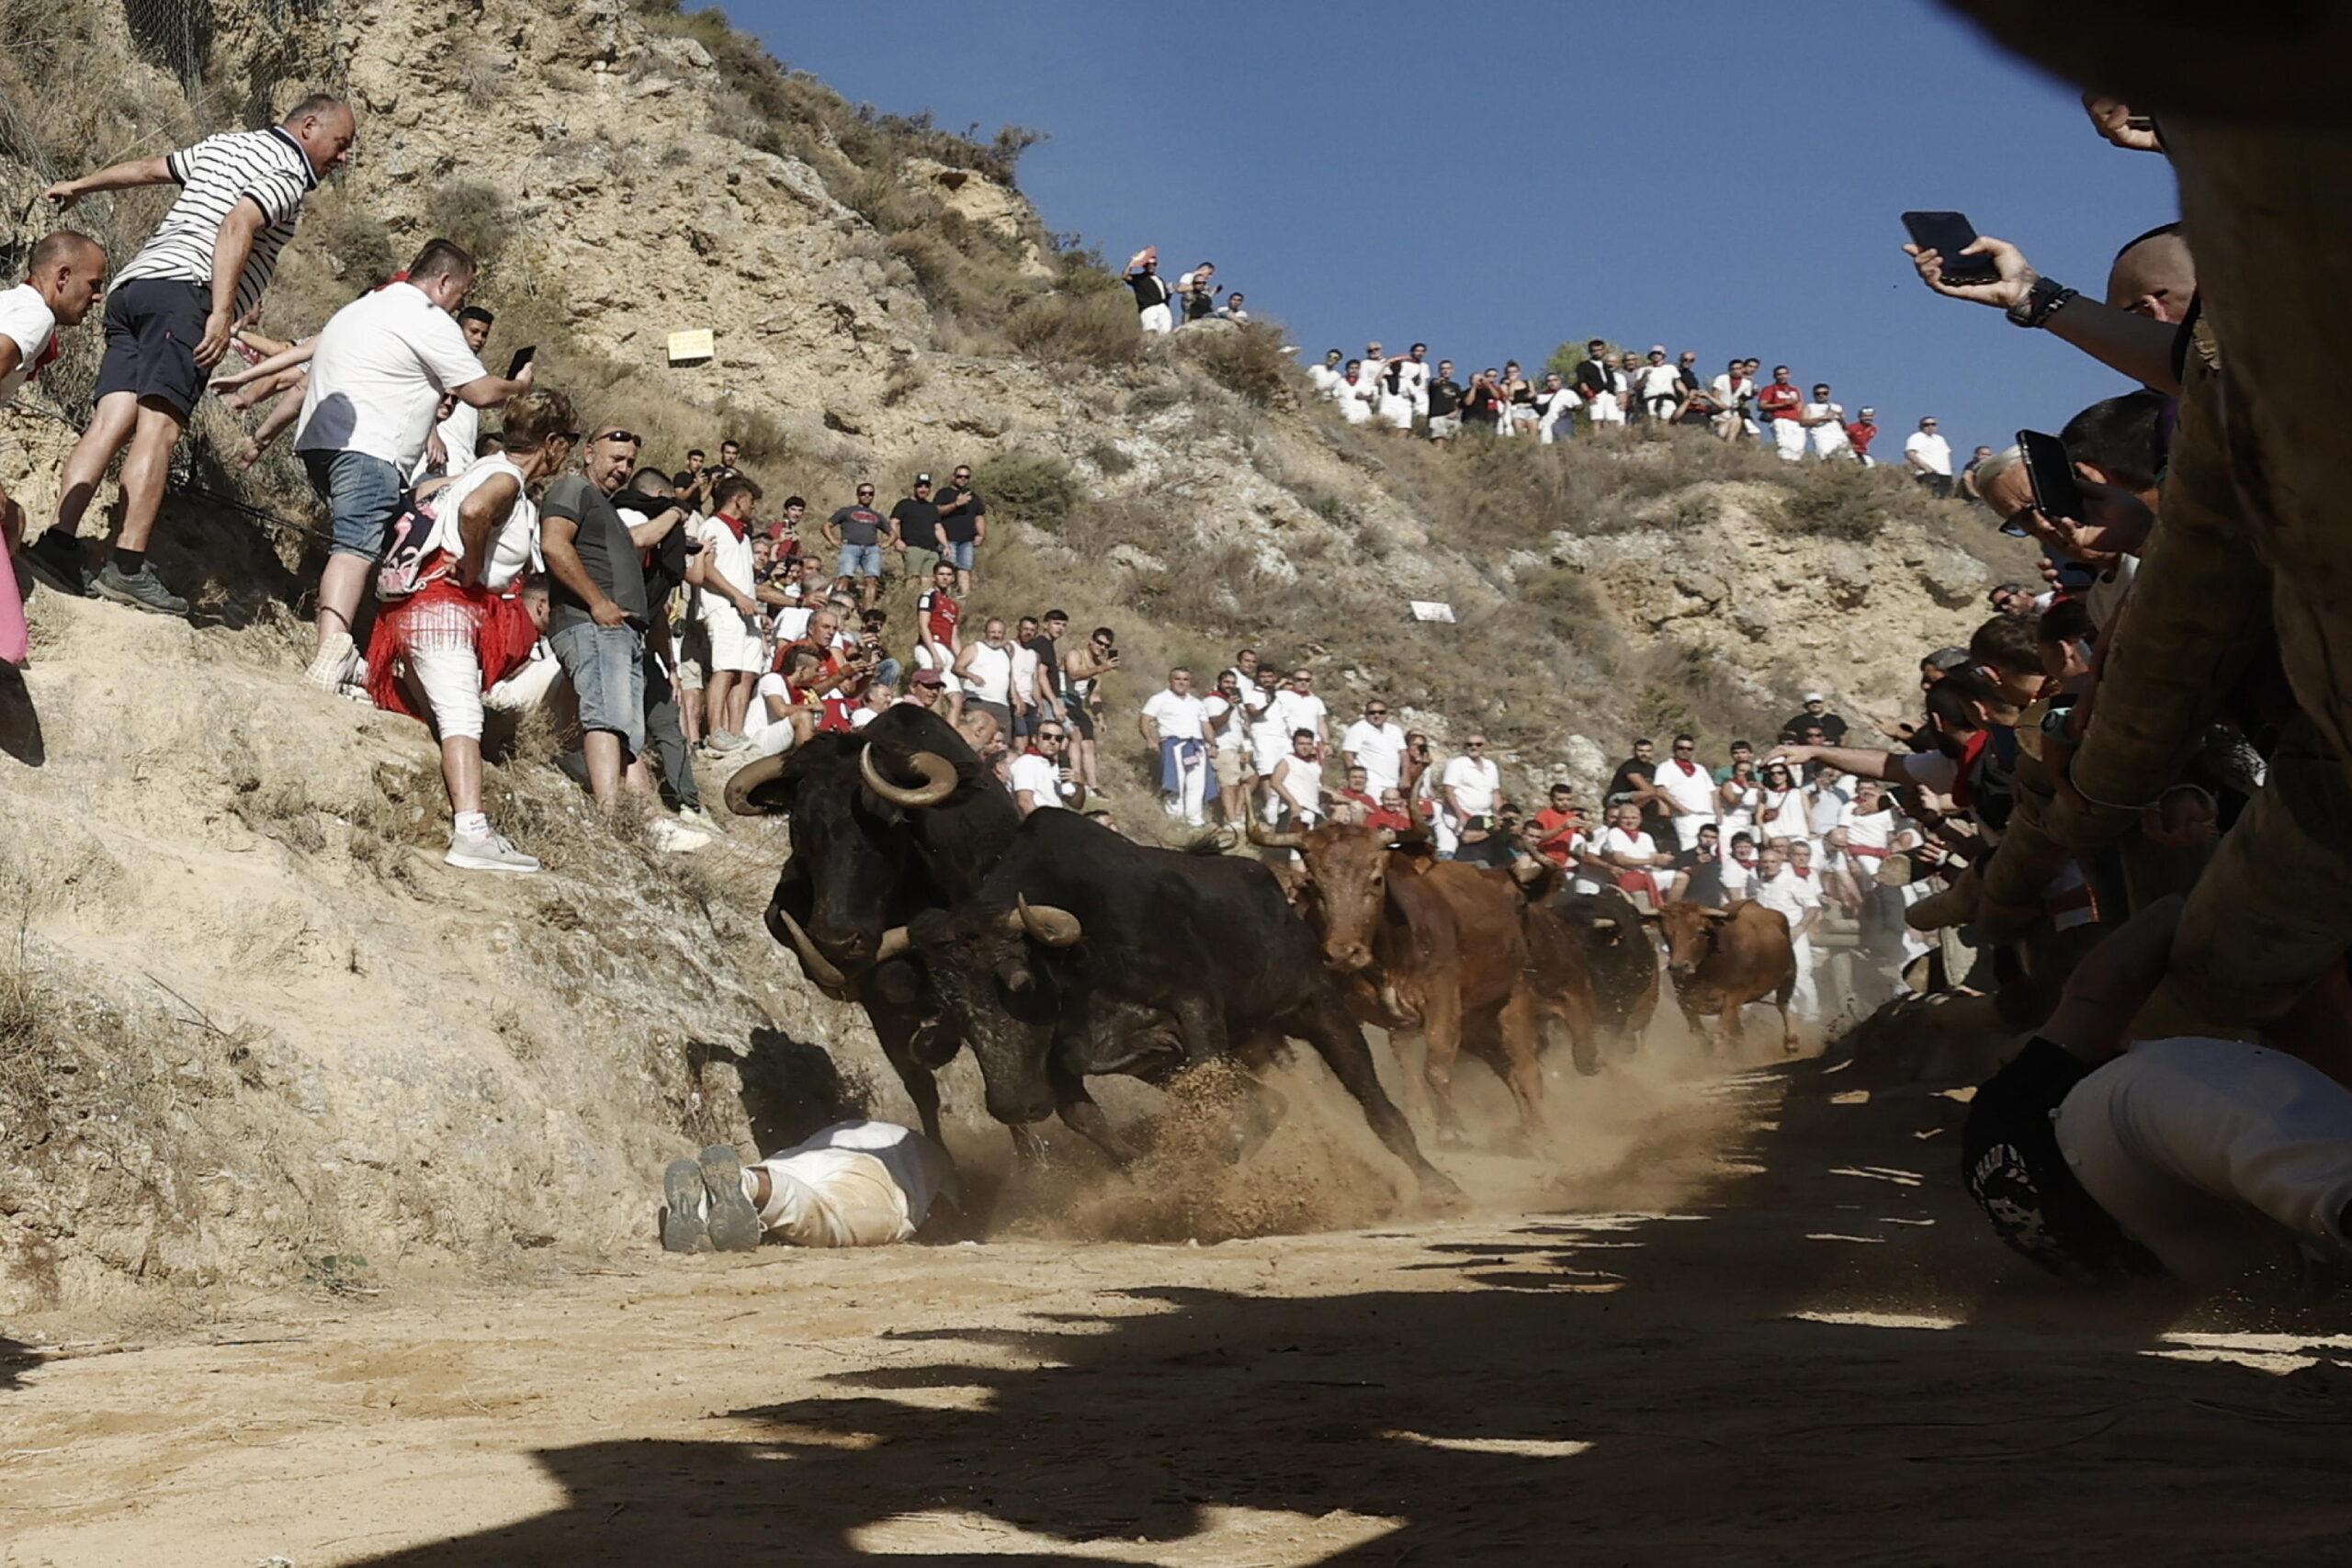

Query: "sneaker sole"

xmin=697 ymin=1145 xmax=763 ymax=1252
xmin=89 ymin=578 xmax=187 ymax=616
xmin=16 ymin=553 xmax=87 ymax=600
xmin=443 ymin=850 xmax=542 ymax=874
xmin=661 ymin=1158 xmax=712 ymax=1254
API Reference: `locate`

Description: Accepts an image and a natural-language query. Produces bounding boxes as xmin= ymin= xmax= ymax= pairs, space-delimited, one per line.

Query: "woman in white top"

xmin=1755 ymin=759 xmax=1808 ymax=848
xmin=368 ymin=388 xmax=577 ymax=875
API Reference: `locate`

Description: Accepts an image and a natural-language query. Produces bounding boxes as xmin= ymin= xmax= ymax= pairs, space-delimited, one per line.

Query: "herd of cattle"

xmin=726 ymin=707 xmax=1802 ymax=1195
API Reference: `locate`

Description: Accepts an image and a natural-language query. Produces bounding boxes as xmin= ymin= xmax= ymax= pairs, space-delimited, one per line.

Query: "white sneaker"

xmin=676 ymin=806 xmax=718 ymax=830
xmin=650 ymin=817 xmax=711 ymax=853
xmin=1162 ymin=799 xmax=1182 ymax=818
xmin=304 ymin=632 xmax=356 ymax=692
xmin=446 ymin=827 xmax=541 ymax=874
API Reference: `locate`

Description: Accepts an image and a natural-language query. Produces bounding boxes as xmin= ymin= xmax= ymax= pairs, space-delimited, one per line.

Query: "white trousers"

xmin=1165 ymin=747 xmax=1207 ymax=823
xmin=1587 ymin=396 xmax=1623 ymax=425
xmin=1809 ymin=426 xmax=1850 ymax=460
xmin=2056 ymin=1039 xmax=2352 ymax=1284
xmin=1671 ymin=814 xmax=1711 ymax=852
xmin=1138 ymin=303 xmax=1172 ymax=335
xmin=1788 ymin=932 xmax=1818 ymax=1018
xmin=484 ymin=650 xmax=564 ymax=716
xmin=1538 ymin=404 xmax=1573 ymax=444
xmin=410 ymin=646 xmax=485 ymax=742
xmin=1772 ymin=419 xmax=1806 ymax=461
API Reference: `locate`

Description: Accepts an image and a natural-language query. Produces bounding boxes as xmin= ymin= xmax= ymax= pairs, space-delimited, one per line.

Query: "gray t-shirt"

xmin=542 ymin=474 xmax=649 ymax=634
xmin=831 ymin=504 xmax=886 ymax=547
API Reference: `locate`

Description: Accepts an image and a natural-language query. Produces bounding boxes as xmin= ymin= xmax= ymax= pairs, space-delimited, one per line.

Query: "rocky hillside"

xmin=0 ymin=0 xmax=2022 ymax=1309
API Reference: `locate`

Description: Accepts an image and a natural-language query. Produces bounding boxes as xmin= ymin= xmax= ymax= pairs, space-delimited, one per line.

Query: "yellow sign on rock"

xmin=666 ymin=329 xmax=715 ymax=365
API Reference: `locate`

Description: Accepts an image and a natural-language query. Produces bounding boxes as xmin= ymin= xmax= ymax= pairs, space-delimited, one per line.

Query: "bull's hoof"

xmin=1569 ymin=1038 xmax=1601 ymax=1077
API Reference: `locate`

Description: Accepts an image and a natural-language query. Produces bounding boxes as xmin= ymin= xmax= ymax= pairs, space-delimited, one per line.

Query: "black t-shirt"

xmin=1185 ymin=289 xmax=1216 ymax=321
xmin=1126 ymin=271 xmax=1171 ymax=310
xmin=1462 ymin=383 xmax=1501 ymax=425
xmin=1027 ymin=634 xmax=1063 ymax=701
xmin=1785 ymin=710 xmax=1850 ymax=744
xmin=1676 ymin=852 xmax=1729 ymax=908
xmin=891 ymin=497 xmax=941 ymax=551
xmin=935 ymin=485 xmax=987 ymax=544
xmin=1426 ymin=378 xmax=1464 ymax=418
xmin=1608 ymin=759 xmax=1672 ymax=835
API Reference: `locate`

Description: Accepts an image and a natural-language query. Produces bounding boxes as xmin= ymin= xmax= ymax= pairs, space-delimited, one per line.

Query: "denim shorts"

xmin=942 ymin=539 xmax=976 ymax=571
xmin=836 ymin=544 xmax=883 ymax=579
xmin=300 ymin=448 xmax=410 ymax=560
xmin=550 ymin=620 xmax=647 ymax=758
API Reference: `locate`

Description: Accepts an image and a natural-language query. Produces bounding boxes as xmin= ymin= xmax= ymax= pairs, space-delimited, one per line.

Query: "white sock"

xmin=453 ymin=810 xmax=490 ymax=837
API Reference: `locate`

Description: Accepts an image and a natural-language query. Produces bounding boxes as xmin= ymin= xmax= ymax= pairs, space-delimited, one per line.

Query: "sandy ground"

xmin=6 ymin=1034 xmax=2352 ymax=1566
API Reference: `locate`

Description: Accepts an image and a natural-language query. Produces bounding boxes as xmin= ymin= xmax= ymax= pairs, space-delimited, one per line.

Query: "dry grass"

xmin=1005 ymin=290 xmax=1142 ymax=369
xmin=1171 ymin=321 xmax=1296 ymax=409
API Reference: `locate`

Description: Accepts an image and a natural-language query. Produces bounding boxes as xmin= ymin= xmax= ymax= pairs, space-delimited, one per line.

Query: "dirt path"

xmin=6 ymin=1048 xmax=2352 ymax=1565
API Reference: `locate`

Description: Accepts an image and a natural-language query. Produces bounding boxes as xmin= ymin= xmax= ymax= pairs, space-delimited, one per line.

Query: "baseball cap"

xmin=1804 ymin=691 xmax=1826 ymax=703
xmin=915 ymin=472 xmax=932 ymax=484
xmin=1928 ymin=647 xmax=1973 ymax=672
xmin=911 ymin=670 xmax=945 ymax=687
xmin=1859 ymin=407 xmax=1876 ymax=417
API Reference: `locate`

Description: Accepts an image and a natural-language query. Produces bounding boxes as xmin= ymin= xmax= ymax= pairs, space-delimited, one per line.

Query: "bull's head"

xmin=1253 ymin=820 xmax=1395 ymax=974
xmin=892 ymin=898 xmax=1084 ymax=1125
xmin=1646 ymin=900 xmax=1733 ymax=983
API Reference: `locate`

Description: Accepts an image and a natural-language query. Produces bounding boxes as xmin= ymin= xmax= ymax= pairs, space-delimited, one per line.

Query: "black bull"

xmin=728 ymin=709 xmax=1451 ymax=1193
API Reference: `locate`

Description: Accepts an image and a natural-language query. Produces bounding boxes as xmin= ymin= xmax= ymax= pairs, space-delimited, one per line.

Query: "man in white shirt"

xmin=1754 ymin=843 xmax=1823 ymax=1020
xmin=1802 ymin=383 xmax=1850 ymax=460
xmin=1138 ymin=667 xmax=1213 ymax=826
xmin=1361 ymin=341 xmax=1387 ymax=401
xmin=1634 ymin=346 xmax=1683 ymax=423
xmin=1393 ymin=343 xmax=1430 ymax=429
xmin=1273 ymin=667 xmax=1329 ymax=748
xmin=294 ymin=239 xmax=533 ymax=689
xmin=1340 ymin=696 xmax=1408 ymax=796
xmin=1009 ymin=721 xmax=1080 ymax=817
xmin=1599 ymin=802 xmax=1673 ymax=904
xmin=1653 ymin=732 xmax=1720 ymax=852
xmin=1307 ymin=349 xmax=1344 ymax=400
xmin=1439 ymin=734 xmax=1505 ymax=865
xmin=660 ymin=1122 xmax=956 ymax=1251
xmin=689 ymin=473 xmax=765 ymax=748
xmin=1708 ymin=358 xmax=1752 ymax=443
xmin=1247 ymin=666 xmax=1293 ymax=808
xmin=1905 ymin=416 xmax=1955 ymax=498
xmin=22 ymin=96 xmax=356 ymax=616
xmin=1268 ymin=728 xmax=1328 ymax=829
xmin=410 ymin=305 xmax=496 ymax=487
xmin=1336 ymin=360 xmax=1375 ymax=423
xmin=0 ymin=232 xmax=107 ymax=619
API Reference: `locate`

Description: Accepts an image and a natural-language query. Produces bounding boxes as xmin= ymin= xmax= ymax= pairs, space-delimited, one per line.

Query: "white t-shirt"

xmin=1340 ymin=719 xmax=1408 ymax=795
xmin=1337 ymin=377 xmax=1374 ymax=423
xmin=1904 ymin=431 xmax=1953 ymax=475
xmin=1635 ymin=363 xmax=1683 ymax=401
xmin=411 ymin=398 xmax=481 ymax=485
xmin=750 ymin=671 xmax=797 ymax=726
xmin=1803 ymin=401 xmax=1848 ymax=434
xmin=1602 ymin=825 xmax=1659 ymax=864
xmin=775 ymin=605 xmax=814 ymax=645
xmin=1308 ymin=363 xmax=1341 ymax=397
xmin=1711 ymin=372 xmax=1750 ymax=409
xmin=1654 ymin=758 xmax=1717 ymax=818
xmin=293 ymin=281 xmax=489 ymax=468
xmin=748 ymin=1120 xmax=955 ymax=1247
xmin=1009 ymin=642 xmax=1040 ymax=709
xmin=695 ymin=514 xmax=756 ymax=608
xmin=1757 ymin=867 xmax=1820 ymax=931
xmin=1838 ymin=802 xmax=1894 ymax=853
xmin=1392 ymin=357 xmax=1430 ymax=409
xmin=1009 ymin=750 xmax=1065 ymax=809
xmin=1439 ymin=754 xmax=1500 ymax=818
xmin=1274 ymin=688 xmax=1329 ymax=741
xmin=1204 ymin=693 xmax=1249 ymax=747
xmin=1722 ymin=858 xmax=1758 ymax=903
xmin=1250 ymin=700 xmax=1293 ymax=770
xmin=1141 ymin=688 xmax=1209 ymax=741
xmin=0 ymin=283 xmax=58 ymax=406
xmin=1806 ymin=782 xmax=1850 ymax=838
xmin=1272 ymin=753 xmax=1325 ymax=821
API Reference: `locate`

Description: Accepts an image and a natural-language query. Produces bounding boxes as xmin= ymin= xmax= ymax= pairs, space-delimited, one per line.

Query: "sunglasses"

xmin=591 ymin=429 xmax=639 ymax=446
xmin=1037 ymin=731 xmax=1066 ymax=740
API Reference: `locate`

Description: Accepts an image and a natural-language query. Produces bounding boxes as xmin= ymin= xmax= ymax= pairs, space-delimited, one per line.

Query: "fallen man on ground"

xmin=660 ymin=1120 xmax=957 ymax=1251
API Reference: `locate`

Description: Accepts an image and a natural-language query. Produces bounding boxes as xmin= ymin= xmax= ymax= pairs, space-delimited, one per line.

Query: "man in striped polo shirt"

xmin=19 ymin=93 xmax=356 ymax=616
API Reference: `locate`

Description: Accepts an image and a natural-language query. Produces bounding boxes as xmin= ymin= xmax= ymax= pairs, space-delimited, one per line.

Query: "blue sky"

xmin=744 ymin=0 xmax=2178 ymax=458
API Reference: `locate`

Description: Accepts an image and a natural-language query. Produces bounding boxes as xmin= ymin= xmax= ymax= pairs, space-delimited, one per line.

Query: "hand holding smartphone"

xmin=505 ymin=344 xmax=537 ymax=379
xmin=1901 ymin=211 xmax=2000 ymax=287
xmin=2016 ymin=428 xmax=2086 ymax=525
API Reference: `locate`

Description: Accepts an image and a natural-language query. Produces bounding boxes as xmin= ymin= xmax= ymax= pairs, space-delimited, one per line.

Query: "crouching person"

xmin=366 ymin=389 xmax=578 ymax=873
xmin=1965 ymin=895 xmax=2352 ymax=1292
xmin=660 ymin=1121 xmax=956 ymax=1251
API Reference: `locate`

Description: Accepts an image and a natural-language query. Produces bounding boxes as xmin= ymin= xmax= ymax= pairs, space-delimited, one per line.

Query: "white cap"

xmin=1804 ymin=691 xmax=1826 ymax=703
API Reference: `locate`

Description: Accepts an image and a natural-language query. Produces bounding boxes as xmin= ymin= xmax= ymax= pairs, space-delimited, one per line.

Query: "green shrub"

xmin=1175 ymin=322 xmax=1295 ymax=409
xmin=423 ymin=180 xmax=513 ymax=267
xmin=1780 ymin=460 xmax=1894 ymax=542
xmin=977 ymin=452 xmax=1077 ymax=529
xmin=1005 ymin=291 xmax=1140 ymax=369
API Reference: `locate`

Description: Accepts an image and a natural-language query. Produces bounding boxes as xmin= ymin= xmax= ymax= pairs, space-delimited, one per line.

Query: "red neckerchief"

xmin=717 ymin=509 xmax=750 ymax=543
xmin=1794 ymin=867 xmax=1813 ymax=879
xmin=1673 ymin=759 xmax=1699 ymax=775
xmin=1949 ymin=729 xmax=1993 ymax=809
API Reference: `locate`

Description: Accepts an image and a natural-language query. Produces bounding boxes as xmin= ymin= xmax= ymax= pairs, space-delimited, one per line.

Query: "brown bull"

xmin=1252 ymin=820 xmax=1545 ymax=1139
xmin=1646 ymin=899 xmax=1798 ymax=1054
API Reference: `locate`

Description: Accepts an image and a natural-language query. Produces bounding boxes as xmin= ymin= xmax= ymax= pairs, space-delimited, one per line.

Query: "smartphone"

xmin=2016 ymin=428 xmax=2085 ymax=524
xmin=2052 ymin=558 xmax=2098 ymax=592
xmin=505 ymin=344 xmax=537 ymax=378
xmin=1900 ymin=211 xmax=1999 ymax=286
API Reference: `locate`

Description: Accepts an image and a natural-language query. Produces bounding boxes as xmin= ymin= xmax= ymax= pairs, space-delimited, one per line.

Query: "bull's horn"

xmin=1003 ymin=895 xmax=1084 ymax=947
xmin=724 ymin=754 xmax=789 ymax=816
xmin=1508 ymin=855 xmax=1545 ymax=886
xmin=1701 ymin=907 xmax=1736 ymax=922
xmin=1245 ymin=818 xmax=1306 ymax=851
xmin=1589 ymin=917 xmax=1617 ymax=932
xmin=1373 ymin=828 xmax=1396 ymax=848
xmin=875 ymin=924 xmax=912 ymax=963
xmin=1392 ymin=817 xmax=1431 ymax=846
xmin=858 ymin=744 xmax=958 ymax=808
xmin=767 ymin=902 xmax=854 ymax=993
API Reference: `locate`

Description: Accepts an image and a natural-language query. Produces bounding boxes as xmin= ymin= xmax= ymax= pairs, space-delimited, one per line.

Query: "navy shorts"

xmin=92 ymin=278 xmax=210 ymax=417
